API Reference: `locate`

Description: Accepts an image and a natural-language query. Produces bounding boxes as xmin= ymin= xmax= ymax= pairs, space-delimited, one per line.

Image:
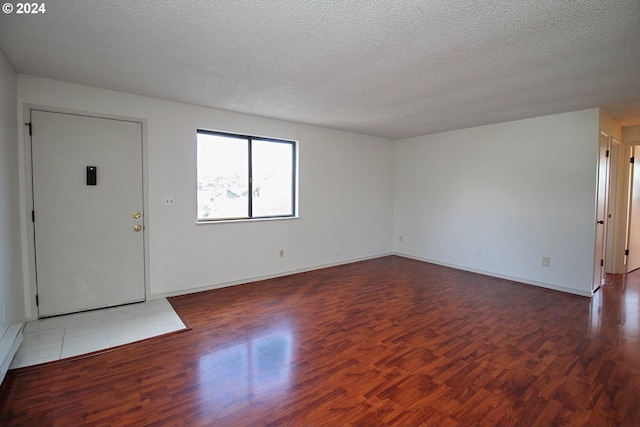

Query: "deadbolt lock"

xmin=133 ymin=224 xmax=142 ymax=232
xmin=133 ymin=212 xmax=141 ymax=219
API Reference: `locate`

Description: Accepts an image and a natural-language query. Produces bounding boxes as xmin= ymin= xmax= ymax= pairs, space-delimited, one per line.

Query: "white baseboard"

xmin=120 ymin=251 xmax=591 ymax=303
xmin=1 ymin=323 xmax=24 ymax=384
xmin=151 ymin=253 xmax=394 ymax=300
xmin=393 ymin=252 xmax=593 ymax=297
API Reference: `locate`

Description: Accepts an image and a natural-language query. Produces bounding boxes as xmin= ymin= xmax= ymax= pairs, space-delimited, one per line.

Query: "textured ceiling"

xmin=1 ymin=0 xmax=639 ymax=140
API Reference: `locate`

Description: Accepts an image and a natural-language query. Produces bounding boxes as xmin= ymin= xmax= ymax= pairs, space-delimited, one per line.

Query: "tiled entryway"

xmin=9 ymin=298 xmax=186 ymax=369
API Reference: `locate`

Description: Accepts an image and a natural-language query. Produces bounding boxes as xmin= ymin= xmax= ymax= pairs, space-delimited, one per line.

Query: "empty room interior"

xmin=1 ymin=1 xmax=640 ymax=426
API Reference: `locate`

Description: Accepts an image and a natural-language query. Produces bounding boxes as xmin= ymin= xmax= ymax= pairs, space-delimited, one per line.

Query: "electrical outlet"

xmin=398 ymin=236 xmax=403 ymax=243
xmin=279 ymin=249 xmax=284 ymax=258
xmin=337 ymin=247 xmax=342 ymax=257
xmin=542 ymin=257 xmax=551 ymax=267
xmin=476 ymin=249 xmax=482 ymax=256
xmin=163 ymin=197 xmax=175 ymax=207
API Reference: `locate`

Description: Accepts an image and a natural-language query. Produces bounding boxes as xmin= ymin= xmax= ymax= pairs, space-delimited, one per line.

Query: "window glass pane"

xmin=252 ymin=140 xmax=294 ymax=217
xmin=197 ymin=133 xmax=249 ymax=220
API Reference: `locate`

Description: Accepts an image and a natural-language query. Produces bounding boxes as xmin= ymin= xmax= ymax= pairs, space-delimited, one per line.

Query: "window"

xmin=197 ymin=130 xmax=296 ymax=221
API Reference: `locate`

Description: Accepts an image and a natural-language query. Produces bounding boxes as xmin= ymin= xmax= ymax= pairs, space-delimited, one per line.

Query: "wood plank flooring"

xmin=1 ymin=255 xmax=640 ymax=426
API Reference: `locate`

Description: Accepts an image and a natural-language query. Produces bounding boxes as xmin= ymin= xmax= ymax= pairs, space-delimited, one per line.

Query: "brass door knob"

xmin=133 ymin=212 xmax=141 ymax=219
xmin=133 ymin=224 xmax=142 ymax=232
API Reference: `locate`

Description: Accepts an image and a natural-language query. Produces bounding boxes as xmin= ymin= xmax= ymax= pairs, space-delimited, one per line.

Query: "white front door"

xmin=31 ymin=110 xmax=145 ymax=317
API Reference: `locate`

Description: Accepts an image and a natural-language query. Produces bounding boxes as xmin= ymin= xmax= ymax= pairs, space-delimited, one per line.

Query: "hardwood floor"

xmin=1 ymin=256 xmax=640 ymax=426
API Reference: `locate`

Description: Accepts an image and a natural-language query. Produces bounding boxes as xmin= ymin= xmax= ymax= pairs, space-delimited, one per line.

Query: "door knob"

xmin=597 ymin=220 xmax=604 ymax=224
xmin=133 ymin=224 xmax=142 ymax=232
xmin=133 ymin=212 xmax=141 ymax=219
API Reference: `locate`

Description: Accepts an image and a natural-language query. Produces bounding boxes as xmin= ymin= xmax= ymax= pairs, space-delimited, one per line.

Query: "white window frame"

xmin=196 ymin=129 xmax=298 ymax=222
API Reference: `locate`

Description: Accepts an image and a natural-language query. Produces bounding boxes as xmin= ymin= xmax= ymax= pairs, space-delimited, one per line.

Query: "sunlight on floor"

xmin=9 ymin=299 xmax=186 ymax=369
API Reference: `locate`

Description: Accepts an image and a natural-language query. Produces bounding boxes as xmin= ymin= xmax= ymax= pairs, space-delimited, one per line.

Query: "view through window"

xmin=197 ymin=130 xmax=296 ymax=221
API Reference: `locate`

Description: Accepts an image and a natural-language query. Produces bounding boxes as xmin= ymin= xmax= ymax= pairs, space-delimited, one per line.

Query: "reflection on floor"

xmin=590 ymin=271 xmax=640 ymax=343
xmin=9 ymin=299 xmax=186 ymax=369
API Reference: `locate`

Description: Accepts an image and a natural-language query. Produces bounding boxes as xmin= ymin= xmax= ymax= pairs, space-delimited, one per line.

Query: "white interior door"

xmin=593 ymin=132 xmax=610 ymax=292
xmin=31 ymin=110 xmax=145 ymax=317
xmin=627 ymin=146 xmax=640 ymax=272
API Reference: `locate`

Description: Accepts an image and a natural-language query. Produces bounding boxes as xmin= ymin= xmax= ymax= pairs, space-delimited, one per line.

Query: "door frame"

xmin=21 ymin=104 xmax=150 ymax=320
xmin=623 ymin=140 xmax=640 ymax=273
xmin=593 ymin=131 xmax=611 ymax=293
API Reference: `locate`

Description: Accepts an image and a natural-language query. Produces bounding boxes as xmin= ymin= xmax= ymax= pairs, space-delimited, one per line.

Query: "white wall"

xmin=623 ymin=126 xmax=640 ymax=143
xmin=14 ymin=74 xmax=608 ymax=315
xmin=393 ymin=109 xmax=600 ymax=296
xmin=18 ymin=75 xmax=394 ymax=317
xmin=0 ymin=51 xmax=25 ymax=330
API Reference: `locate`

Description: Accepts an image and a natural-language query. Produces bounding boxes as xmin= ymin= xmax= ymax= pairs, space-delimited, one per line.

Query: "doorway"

xmin=30 ymin=110 xmax=146 ymax=317
xmin=626 ymin=145 xmax=640 ymax=272
xmin=593 ymin=131 xmax=610 ymax=292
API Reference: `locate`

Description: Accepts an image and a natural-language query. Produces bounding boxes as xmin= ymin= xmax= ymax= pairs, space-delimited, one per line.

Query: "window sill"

xmin=196 ymin=216 xmax=299 ymax=225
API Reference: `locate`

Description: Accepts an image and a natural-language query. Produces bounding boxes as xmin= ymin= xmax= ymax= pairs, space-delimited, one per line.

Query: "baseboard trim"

xmin=393 ymin=252 xmax=593 ymax=297
xmin=150 ymin=253 xmax=394 ymax=300
xmin=1 ymin=323 xmax=24 ymax=384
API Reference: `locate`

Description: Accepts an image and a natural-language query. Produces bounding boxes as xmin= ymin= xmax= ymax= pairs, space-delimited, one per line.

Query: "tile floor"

xmin=9 ymin=298 xmax=186 ymax=369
